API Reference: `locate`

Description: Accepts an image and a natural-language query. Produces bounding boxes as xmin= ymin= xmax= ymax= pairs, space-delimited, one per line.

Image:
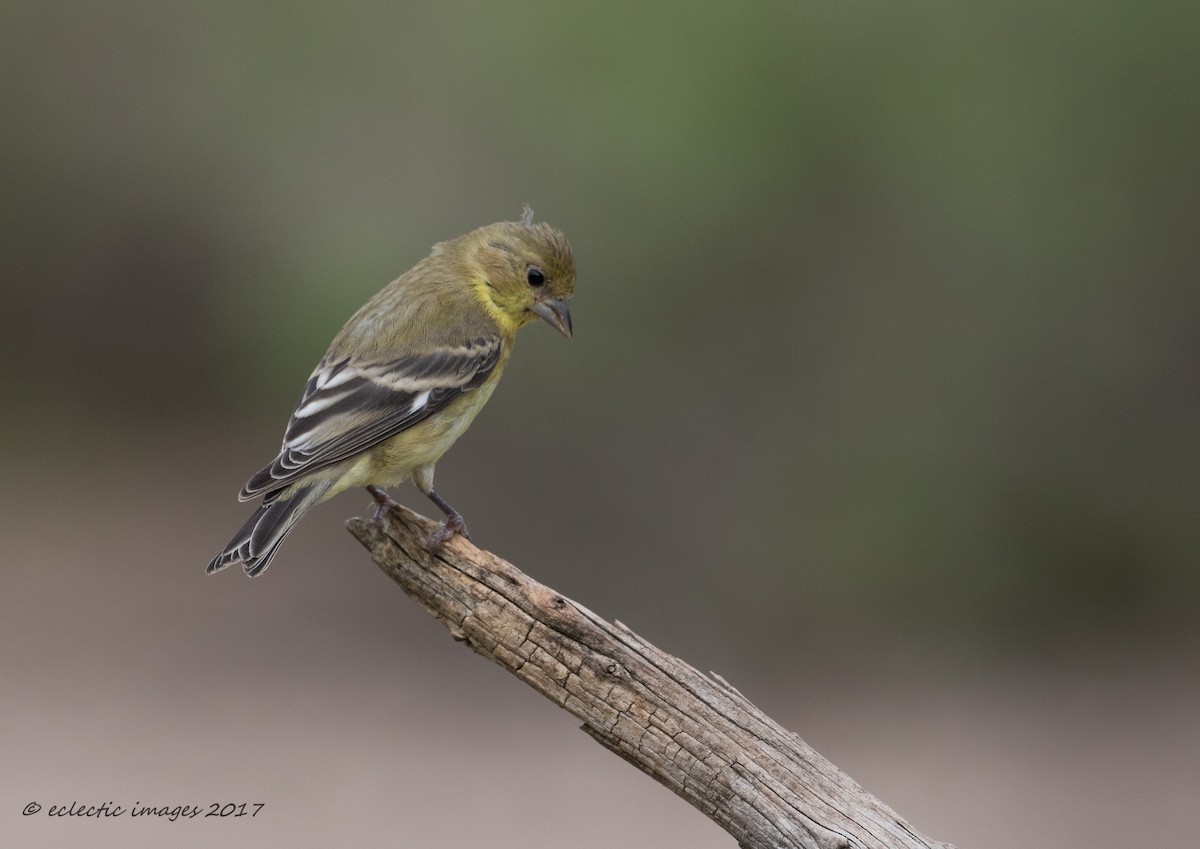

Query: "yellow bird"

xmin=209 ymin=210 xmax=575 ymax=576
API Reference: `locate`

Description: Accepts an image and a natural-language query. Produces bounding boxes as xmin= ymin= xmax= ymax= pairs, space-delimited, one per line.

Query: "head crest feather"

xmin=520 ymin=204 xmax=535 ymax=226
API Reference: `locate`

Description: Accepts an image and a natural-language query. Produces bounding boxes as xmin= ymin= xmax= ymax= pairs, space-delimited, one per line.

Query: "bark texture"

xmin=347 ymin=505 xmax=954 ymax=849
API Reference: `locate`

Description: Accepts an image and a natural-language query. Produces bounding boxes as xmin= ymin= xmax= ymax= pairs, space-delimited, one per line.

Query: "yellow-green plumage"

xmin=209 ymin=214 xmax=575 ymax=577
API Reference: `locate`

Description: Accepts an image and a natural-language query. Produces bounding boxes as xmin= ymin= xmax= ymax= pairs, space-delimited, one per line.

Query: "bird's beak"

xmin=531 ymin=297 xmax=573 ymax=339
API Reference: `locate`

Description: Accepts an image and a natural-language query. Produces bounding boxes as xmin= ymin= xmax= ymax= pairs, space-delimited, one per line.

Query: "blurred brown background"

xmin=3 ymin=2 xmax=1198 ymax=847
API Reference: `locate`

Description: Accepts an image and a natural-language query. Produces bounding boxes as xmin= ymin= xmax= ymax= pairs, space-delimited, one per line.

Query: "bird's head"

xmin=461 ymin=210 xmax=575 ymax=338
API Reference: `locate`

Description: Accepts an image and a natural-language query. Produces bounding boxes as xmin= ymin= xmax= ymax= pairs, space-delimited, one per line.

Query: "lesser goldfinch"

xmin=208 ymin=210 xmax=575 ymax=577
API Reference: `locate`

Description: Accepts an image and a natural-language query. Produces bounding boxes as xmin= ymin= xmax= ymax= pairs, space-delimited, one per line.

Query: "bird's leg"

xmin=366 ymin=485 xmax=400 ymax=525
xmin=423 ymin=489 xmax=470 ymax=550
xmin=413 ymin=465 xmax=470 ymax=550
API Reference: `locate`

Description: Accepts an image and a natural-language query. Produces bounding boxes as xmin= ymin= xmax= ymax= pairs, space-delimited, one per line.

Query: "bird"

xmin=208 ymin=209 xmax=575 ymax=577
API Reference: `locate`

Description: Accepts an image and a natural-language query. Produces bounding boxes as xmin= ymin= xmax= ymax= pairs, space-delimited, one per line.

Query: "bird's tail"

xmin=207 ymin=481 xmax=332 ymax=577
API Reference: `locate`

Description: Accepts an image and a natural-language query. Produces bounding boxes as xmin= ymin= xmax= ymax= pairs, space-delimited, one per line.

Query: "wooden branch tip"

xmin=347 ymin=505 xmax=953 ymax=849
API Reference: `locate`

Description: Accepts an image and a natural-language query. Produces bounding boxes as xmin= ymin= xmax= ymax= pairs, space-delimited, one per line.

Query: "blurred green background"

xmin=3 ymin=2 xmax=1198 ymax=848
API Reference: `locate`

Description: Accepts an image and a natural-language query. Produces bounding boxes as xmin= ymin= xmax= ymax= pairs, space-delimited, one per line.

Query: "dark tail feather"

xmin=207 ymin=481 xmax=332 ymax=577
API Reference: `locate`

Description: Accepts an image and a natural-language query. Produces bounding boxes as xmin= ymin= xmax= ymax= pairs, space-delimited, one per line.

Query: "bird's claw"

xmin=425 ymin=514 xmax=469 ymax=551
xmin=367 ymin=485 xmax=400 ymax=526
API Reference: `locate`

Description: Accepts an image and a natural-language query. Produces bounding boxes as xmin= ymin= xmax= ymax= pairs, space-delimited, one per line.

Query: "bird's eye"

xmin=527 ymin=267 xmax=546 ymax=287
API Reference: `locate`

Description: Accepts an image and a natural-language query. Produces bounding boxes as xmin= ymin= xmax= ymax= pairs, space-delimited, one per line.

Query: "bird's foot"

xmin=425 ymin=513 xmax=470 ymax=551
xmin=367 ymin=485 xmax=401 ymax=525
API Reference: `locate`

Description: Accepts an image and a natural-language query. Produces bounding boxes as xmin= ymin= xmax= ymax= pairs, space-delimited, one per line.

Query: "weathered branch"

xmin=347 ymin=506 xmax=954 ymax=849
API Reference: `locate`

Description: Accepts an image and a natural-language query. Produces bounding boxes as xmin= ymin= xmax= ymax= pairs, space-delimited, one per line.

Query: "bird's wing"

xmin=240 ymin=335 xmax=502 ymax=501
